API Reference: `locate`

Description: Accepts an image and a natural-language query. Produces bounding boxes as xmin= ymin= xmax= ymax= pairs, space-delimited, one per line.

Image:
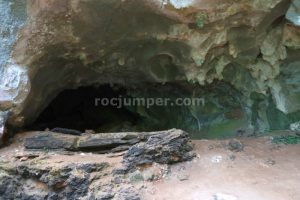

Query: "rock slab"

xmin=122 ymin=129 xmax=195 ymax=172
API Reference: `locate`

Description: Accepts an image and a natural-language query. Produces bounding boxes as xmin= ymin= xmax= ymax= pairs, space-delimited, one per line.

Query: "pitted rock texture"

xmin=24 ymin=129 xmax=195 ymax=162
xmin=0 ymin=160 xmax=111 ymax=200
xmin=0 ymin=0 xmax=300 ymax=141
xmin=122 ymin=129 xmax=195 ymax=172
xmin=0 ymin=129 xmax=195 ymax=200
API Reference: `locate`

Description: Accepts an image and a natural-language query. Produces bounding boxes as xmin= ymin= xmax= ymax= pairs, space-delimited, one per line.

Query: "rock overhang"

xmin=0 ymin=0 xmax=300 ymax=143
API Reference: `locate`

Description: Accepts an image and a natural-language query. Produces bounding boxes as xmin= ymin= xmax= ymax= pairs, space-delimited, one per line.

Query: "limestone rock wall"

xmin=0 ymin=0 xmax=300 ymax=141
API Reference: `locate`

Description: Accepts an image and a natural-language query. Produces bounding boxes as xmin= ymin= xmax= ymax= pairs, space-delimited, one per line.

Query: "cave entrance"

xmin=29 ymin=84 xmax=142 ymax=133
xmin=27 ymin=82 xmax=208 ymax=135
xmin=27 ymin=81 xmax=245 ymax=139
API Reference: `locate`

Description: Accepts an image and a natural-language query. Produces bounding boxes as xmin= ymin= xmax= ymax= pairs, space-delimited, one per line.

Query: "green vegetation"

xmin=272 ymin=135 xmax=300 ymax=145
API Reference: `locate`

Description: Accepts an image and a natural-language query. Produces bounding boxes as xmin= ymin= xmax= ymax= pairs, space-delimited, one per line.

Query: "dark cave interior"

xmin=29 ymin=84 xmax=142 ymax=132
xmin=26 ymin=81 xmax=247 ymax=139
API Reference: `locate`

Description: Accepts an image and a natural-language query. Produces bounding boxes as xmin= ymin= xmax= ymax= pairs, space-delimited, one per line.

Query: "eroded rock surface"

xmin=0 ymin=129 xmax=194 ymax=200
xmin=122 ymin=129 xmax=195 ymax=172
xmin=0 ymin=0 xmax=300 ymax=141
xmin=24 ymin=129 xmax=195 ymax=162
xmin=0 ymin=159 xmax=115 ymax=200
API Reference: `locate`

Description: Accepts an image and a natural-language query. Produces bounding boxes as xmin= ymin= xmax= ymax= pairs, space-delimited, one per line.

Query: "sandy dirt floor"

xmin=141 ymin=136 xmax=300 ymax=200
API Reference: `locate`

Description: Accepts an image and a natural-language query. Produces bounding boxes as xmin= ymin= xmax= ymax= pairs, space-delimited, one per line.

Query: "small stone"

xmin=229 ymin=155 xmax=236 ymax=161
xmin=228 ymin=139 xmax=244 ymax=152
xmin=213 ymin=193 xmax=238 ymax=200
xmin=179 ymin=166 xmax=186 ymax=171
xmin=113 ymin=176 xmax=123 ymax=184
xmin=177 ymin=174 xmax=189 ymax=181
xmin=19 ymin=157 xmax=29 ymax=162
xmin=208 ymin=145 xmax=215 ymax=150
xmin=211 ymin=155 xmax=223 ymax=163
xmin=95 ymin=190 xmax=115 ymax=200
xmin=112 ymin=166 xmax=128 ymax=175
xmin=115 ymin=186 xmax=141 ymax=200
xmin=265 ymin=159 xmax=276 ymax=166
xmin=290 ymin=121 xmax=300 ymax=131
xmin=128 ymin=171 xmax=144 ymax=184
xmin=142 ymin=169 xmax=155 ymax=181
